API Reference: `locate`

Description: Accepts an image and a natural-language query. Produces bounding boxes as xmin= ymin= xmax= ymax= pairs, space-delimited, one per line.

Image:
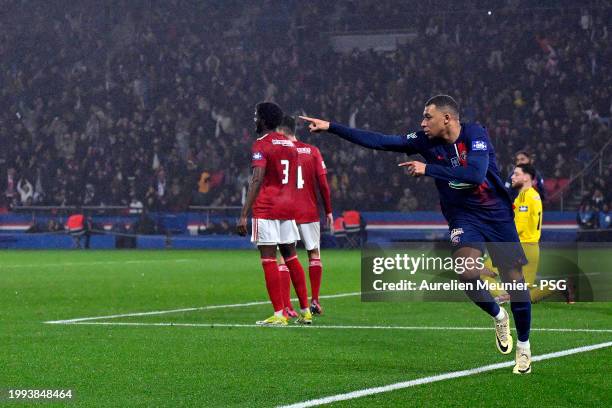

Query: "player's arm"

xmin=237 ymin=167 xmax=265 ymax=236
xmin=313 ymin=148 xmax=334 ymax=230
xmin=530 ymin=193 xmax=543 ymax=234
xmin=423 ymin=151 xmax=488 ymax=185
xmin=317 ymin=172 xmax=333 ymax=230
xmin=299 ymin=116 xmax=421 ymax=154
xmin=401 ymin=131 xmax=489 ymax=184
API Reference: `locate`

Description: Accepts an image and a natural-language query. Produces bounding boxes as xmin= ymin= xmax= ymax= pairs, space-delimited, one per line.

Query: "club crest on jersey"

xmin=450 ymin=228 xmax=464 ymax=245
xmin=252 ymin=152 xmax=263 ymax=160
xmin=472 ymin=140 xmax=487 ymax=151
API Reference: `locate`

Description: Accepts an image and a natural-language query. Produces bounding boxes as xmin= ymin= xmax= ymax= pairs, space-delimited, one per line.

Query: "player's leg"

xmin=498 ymin=263 xmax=532 ymax=374
xmin=479 ymin=256 xmax=509 ymax=302
xmin=307 ymin=249 xmax=324 ymax=315
xmin=279 ymin=220 xmax=312 ymax=324
xmin=487 ymin=222 xmax=532 ymax=374
xmin=521 ymin=243 xmax=550 ymax=302
xmin=251 ymin=218 xmax=287 ymax=326
xmin=451 ymin=225 xmax=512 ymax=355
xmin=277 ymin=255 xmax=298 ymax=318
xmin=299 ymin=222 xmax=324 ymax=314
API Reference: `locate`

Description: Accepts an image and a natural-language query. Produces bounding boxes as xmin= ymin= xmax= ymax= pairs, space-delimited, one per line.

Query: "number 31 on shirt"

xmin=281 ymin=160 xmax=304 ymax=189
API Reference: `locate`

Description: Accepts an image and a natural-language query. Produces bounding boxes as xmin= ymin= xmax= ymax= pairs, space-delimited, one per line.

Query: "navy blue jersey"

xmin=329 ymin=122 xmax=514 ymax=224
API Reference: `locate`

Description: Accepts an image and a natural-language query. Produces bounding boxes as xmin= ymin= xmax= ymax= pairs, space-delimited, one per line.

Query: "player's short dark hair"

xmin=516 ymin=163 xmax=536 ymax=181
xmin=425 ymin=95 xmax=460 ymax=118
xmin=256 ymin=102 xmax=283 ymax=130
xmin=278 ymin=115 xmax=296 ymax=135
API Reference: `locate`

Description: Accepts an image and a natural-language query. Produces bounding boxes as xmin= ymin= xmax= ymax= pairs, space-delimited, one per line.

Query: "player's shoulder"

xmin=462 ymin=122 xmax=489 ymax=138
xmin=527 ymin=187 xmax=541 ymax=201
xmin=462 ymin=122 xmax=490 ymax=151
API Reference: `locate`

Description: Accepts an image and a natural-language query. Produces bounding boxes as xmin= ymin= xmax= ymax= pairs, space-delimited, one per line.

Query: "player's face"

xmin=421 ymin=105 xmax=446 ymax=138
xmin=511 ymin=168 xmax=526 ymax=188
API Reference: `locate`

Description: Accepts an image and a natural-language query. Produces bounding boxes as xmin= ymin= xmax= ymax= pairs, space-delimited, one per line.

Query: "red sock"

xmin=279 ymin=264 xmax=292 ymax=310
xmin=261 ymin=258 xmax=283 ymax=312
xmin=285 ymin=255 xmax=309 ymax=309
xmin=309 ymin=258 xmax=322 ymax=302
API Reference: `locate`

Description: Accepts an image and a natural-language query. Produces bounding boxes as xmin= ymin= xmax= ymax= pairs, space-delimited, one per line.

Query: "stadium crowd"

xmin=0 ymin=1 xmax=610 ymax=219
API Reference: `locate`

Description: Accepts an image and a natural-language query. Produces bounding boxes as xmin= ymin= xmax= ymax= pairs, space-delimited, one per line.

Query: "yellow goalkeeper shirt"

xmin=514 ymin=187 xmax=543 ymax=243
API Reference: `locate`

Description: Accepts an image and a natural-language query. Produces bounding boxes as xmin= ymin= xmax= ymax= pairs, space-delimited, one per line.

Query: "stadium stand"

xmin=0 ymin=1 xmax=609 ymax=220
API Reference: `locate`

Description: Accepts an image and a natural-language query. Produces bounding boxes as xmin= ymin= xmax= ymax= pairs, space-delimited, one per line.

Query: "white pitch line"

xmin=44 ymin=292 xmax=361 ymax=324
xmin=55 ymin=321 xmax=612 ymax=334
xmin=1 ymin=259 xmax=197 ymax=269
xmin=277 ymin=341 xmax=612 ymax=408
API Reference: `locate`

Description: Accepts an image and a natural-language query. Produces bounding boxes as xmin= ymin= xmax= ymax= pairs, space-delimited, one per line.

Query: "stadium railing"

xmin=549 ymin=137 xmax=612 ymax=211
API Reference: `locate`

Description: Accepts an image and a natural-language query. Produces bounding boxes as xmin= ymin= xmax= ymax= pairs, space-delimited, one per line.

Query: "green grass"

xmin=1 ymin=250 xmax=611 ymax=407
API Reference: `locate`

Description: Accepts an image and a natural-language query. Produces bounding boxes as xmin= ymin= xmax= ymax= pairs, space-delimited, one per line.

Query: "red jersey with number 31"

xmin=251 ymin=132 xmax=298 ymax=220
xmin=294 ymin=141 xmax=328 ymax=224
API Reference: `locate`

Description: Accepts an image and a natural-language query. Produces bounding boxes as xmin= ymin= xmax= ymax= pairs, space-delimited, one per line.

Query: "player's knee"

xmin=278 ymin=243 xmax=296 ymax=259
xmin=500 ymin=268 xmax=524 ymax=283
xmin=258 ymin=245 xmax=277 ymax=259
xmin=308 ymin=248 xmax=320 ymax=260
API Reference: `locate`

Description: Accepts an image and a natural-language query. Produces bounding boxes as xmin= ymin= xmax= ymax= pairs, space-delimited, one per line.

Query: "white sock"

xmin=274 ymin=310 xmax=284 ymax=318
xmin=300 ymin=308 xmax=309 ymax=314
xmin=494 ymin=308 xmax=506 ymax=321
xmin=517 ymin=340 xmax=530 ymax=349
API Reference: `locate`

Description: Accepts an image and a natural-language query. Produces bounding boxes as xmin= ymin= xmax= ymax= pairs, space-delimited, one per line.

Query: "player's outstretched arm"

xmin=299 ymin=116 xmax=418 ymax=153
xmin=237 ymin=167 xmax=265 ymax=236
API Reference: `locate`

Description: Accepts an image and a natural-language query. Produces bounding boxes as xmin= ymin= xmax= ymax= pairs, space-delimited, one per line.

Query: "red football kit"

xmin=251 ymin=132 xmax=298 ymax=220
xmin=293 ymin=141 xmax=332 ymax=224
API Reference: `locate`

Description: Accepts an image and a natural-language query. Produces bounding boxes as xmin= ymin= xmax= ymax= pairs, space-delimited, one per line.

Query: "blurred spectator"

xmin=577 ymin=201 xmax=597 ymax=229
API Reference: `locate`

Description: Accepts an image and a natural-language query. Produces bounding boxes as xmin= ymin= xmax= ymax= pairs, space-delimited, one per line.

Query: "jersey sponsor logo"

xmin=272 ymin=139 xmax=294 ymax=146
xmin=450 ymin=228 xmax=464 ymax=245
xmin=252 ymin=152 xmax=263 ymax=160
xmin=406 ymin=132 xmax=417 ymax=139
xmin=297 ymin=147 xmax=312 ymax=154
xmin=471 ymin=140 xmax=488 ymax=151
xmin=448 ymin=181 xmax=476 ymax=189
xmin=519 ymin=205 xmax=528 ymax=212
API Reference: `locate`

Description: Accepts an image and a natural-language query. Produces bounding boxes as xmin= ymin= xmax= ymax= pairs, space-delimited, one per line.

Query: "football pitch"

xmin=2 ymin=250 xmax=611 ymax=407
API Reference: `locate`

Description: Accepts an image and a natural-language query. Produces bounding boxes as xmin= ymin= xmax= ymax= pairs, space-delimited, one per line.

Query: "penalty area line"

xmin=44 ymin=292 xmax=361 ymax=324
xmin=276 ymin=341 xmax=612 ymax=408
xmin=53 ymin=321 xmax=612 ymax=334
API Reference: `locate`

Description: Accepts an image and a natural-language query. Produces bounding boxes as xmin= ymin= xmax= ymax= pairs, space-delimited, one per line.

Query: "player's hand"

xmin=479 ymin=267 xmax=498 ymax=278
xmin=326 ymin=213 xmax=334 ymax=233
xmin=299 ymin=115 xmax=330 ymax=133
xmin=399 ymin=161 xmax=426 ymax=177
xmin=236 ymin=216 xmax=248 ymax=236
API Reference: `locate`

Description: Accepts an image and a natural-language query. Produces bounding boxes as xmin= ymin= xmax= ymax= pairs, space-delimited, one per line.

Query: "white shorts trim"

xmin=251 ymin=218 xmax=300 ymax=245
xmin=298 ymin=222 xmax=320 ymax=251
